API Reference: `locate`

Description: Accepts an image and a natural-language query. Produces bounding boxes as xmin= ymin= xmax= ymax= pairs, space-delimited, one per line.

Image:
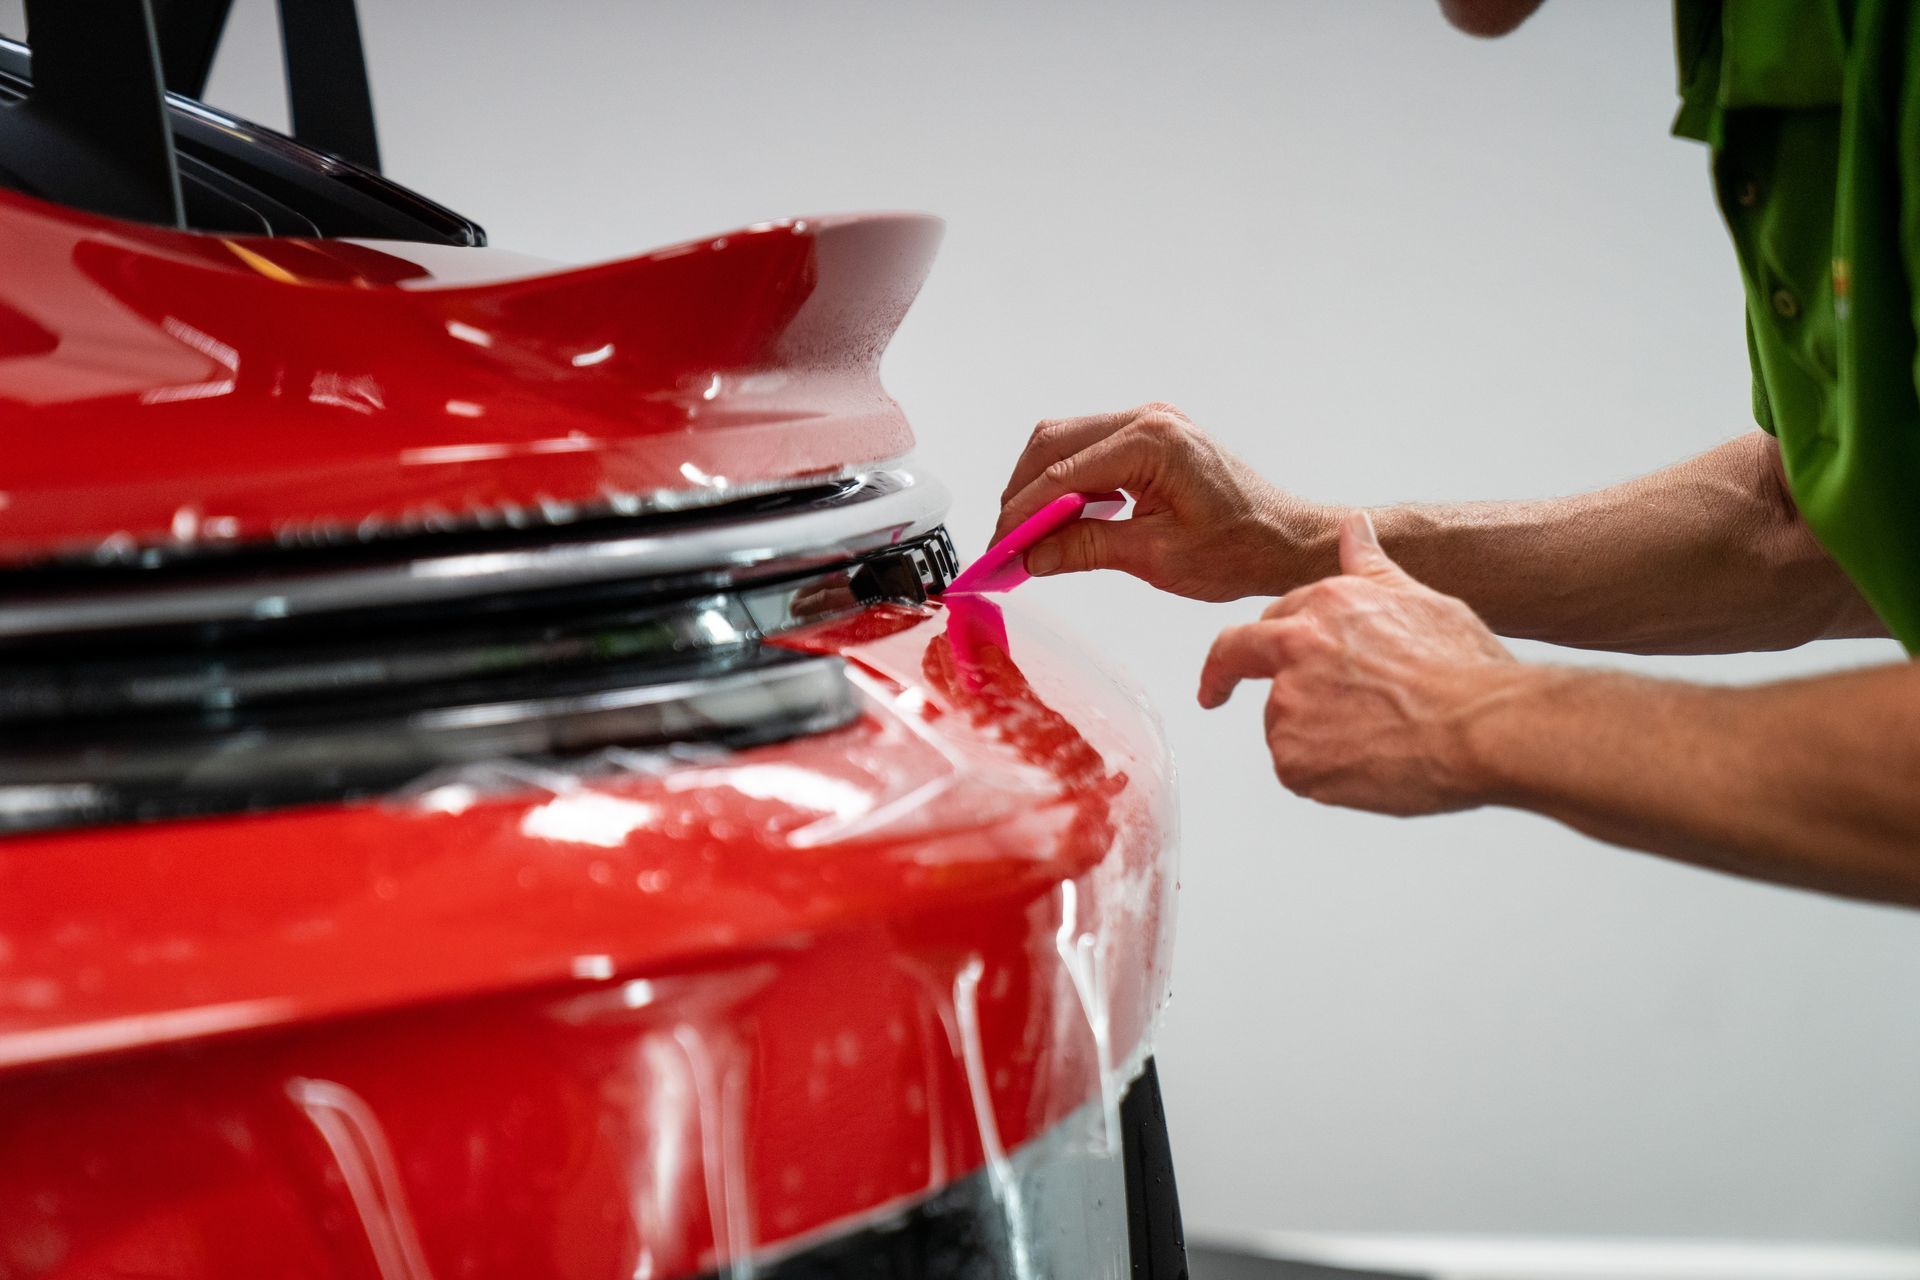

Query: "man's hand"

xmin=994 ymin=402 xmax=1333 ymax=602
xmin=1198 ymin=510 xmax=1520 ymax=816
xmin=992 ymin=410 xmax=1915 ymax=903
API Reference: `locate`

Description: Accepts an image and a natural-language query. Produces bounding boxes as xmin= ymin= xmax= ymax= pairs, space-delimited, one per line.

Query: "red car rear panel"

xmin=0 ymin=601 xmax=1174 ymax=1277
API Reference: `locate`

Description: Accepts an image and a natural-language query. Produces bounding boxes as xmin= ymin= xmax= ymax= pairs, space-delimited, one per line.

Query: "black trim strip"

xmin=1123 ymin=1058 xmax=1190 ymax=1279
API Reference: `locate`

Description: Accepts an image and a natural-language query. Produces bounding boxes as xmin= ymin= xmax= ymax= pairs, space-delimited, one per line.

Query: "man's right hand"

xmin=992 ymin=402 xmax=1334 ymax=602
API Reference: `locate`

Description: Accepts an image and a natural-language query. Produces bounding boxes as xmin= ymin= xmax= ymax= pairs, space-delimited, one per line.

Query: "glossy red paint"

xmin=0 ymin=189 xmax=942 ymax=565
xmin=0 ymin=603 xmax=1175 ymax=1278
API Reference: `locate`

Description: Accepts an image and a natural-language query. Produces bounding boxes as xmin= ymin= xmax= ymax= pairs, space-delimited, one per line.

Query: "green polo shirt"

xmin=1673 ymin=0 xmax=1920 ymax=652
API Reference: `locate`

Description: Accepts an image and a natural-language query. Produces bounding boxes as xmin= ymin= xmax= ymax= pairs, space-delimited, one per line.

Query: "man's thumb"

xmin=1026 ymin=517 xmax=1136 ymax=579
xmin=1336 ymin=509 xmax=1402 ymax=579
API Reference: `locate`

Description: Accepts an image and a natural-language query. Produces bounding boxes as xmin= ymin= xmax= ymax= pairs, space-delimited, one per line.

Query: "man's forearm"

xmin=1294 ymin=433 xmax=1882 ymax=653
xmin=1463 ymin=660 xmax=1920 ymax=906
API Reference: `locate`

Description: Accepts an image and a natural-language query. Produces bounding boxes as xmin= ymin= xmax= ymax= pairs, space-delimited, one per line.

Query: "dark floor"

xmin=1188 ymin=1244 xmax=1426 ymax=1280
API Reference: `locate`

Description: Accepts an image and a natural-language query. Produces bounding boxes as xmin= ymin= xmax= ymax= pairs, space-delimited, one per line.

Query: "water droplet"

xmin=834 ymin=1031 xmax=862 ymax=1067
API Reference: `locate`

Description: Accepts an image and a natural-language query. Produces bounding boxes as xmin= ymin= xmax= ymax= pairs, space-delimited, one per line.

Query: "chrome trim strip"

xmin=0 ymin=469 xmax=950 ymax=640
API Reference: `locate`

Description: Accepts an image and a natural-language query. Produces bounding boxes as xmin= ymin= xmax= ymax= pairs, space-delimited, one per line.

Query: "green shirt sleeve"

xmin=1674 ymin=0 xmax=1920 ymax=650
xmin=1822 ymin=0 xmax=1920 ymax=649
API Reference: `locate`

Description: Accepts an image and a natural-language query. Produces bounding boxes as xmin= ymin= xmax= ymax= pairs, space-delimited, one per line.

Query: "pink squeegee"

xmin=944 ymin=491 xmax=1128 ymax=595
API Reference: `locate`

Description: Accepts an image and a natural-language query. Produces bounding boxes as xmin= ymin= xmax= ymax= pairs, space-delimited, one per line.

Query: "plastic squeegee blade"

xmin=944 ymin=491 xmax=1127 ymax=595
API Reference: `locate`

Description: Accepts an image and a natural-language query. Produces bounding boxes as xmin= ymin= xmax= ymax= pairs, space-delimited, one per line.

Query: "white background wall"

xmin=13 ymin=0 xmax=1920 ymax=1251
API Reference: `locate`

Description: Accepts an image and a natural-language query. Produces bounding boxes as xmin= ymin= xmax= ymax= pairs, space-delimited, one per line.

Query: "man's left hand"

xmin=1198 ymin=510 xmax=1523 ymax=816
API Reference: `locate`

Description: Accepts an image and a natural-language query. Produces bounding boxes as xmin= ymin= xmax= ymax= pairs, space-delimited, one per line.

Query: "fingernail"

xmin=1027 ymin=545 xmax=1061 ymax=576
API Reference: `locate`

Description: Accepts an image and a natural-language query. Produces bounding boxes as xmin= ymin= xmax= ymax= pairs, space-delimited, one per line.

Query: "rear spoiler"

xmin=0 ymin=193 xmax=945 ymax=565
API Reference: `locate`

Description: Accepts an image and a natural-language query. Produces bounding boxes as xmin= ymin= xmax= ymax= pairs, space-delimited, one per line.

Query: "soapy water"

xmin=288 ymin=1077 xmax=438 ymax=1280
xmin=951 ymin=956 xmax=1034 ymax=1280
xmin=550 ymin=965 xmax=775 ymax=1280
xmin=1054 ymin=880 xmax=1120 ymax=1159
xmin=676 ymin=1024 xmax=755 ymax=1280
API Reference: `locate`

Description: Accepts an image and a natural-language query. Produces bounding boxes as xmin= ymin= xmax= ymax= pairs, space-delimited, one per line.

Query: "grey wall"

xmin=13 ymin=0 xmax=1920 ymax=1248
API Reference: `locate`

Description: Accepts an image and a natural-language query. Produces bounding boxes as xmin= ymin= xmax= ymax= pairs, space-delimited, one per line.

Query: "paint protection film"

xmin=0 ymin=600 xmax=1178 ymax=1278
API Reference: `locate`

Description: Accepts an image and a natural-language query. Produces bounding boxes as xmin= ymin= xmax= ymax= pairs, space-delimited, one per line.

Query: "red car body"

xmin=0 ymin=186 xmax=1179 ymax=1277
